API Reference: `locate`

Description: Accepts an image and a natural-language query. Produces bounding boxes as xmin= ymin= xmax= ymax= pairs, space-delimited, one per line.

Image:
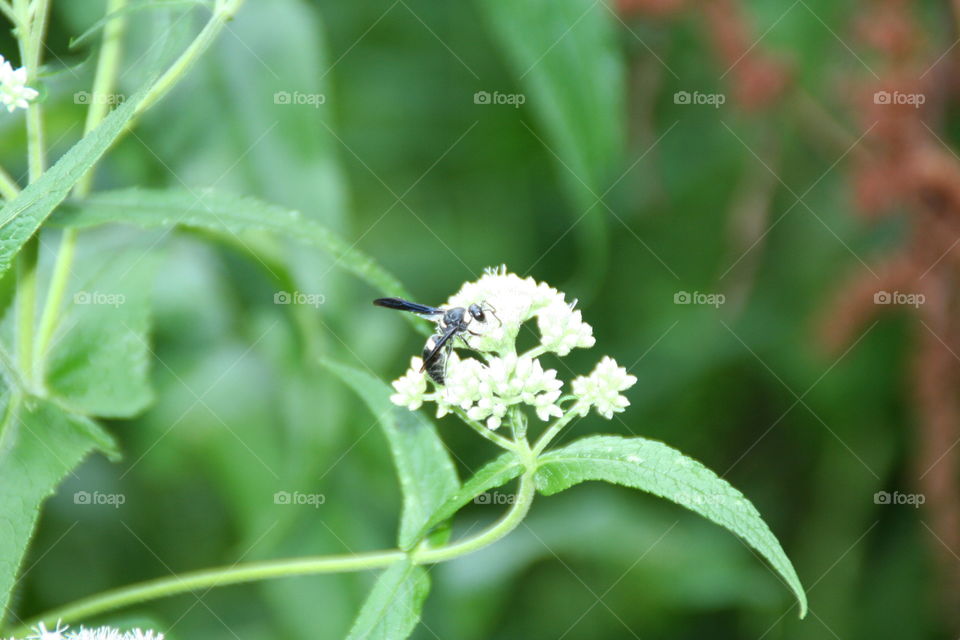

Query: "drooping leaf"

xmin=478 ymin=0 xmax=625 ymax=287
xmin=413 ymin=451 xmax=523 ymax=542
xmin=0 ymin=396 xmax=116 ymax=625
xmin=53 ymin=188 xmax=413 ymax=302
xmin=479 ymin=0 xmax=624 ymax=200
xmin=345 ymin=559 xmax=430 ymax=640
xmin=535 ymin=435 xmax=808 ymax=616
xmin=0 ymin=84 xmax=150 ymax=281
xmin=322 ymin=359 xmax=459 ymax=549
xmin=44 ymin=247 xmax=158 ymax=418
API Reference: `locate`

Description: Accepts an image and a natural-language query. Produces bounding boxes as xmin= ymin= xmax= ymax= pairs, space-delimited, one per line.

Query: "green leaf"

xmin=478 ymin=0 xmax=625 ymax=288
xmin=69 ymin=1 xmax=210 ymax=50
xmin=44 ymin=249 xmax=158 ymax=418
xmin=0 ymin=84 xmax=150 ymax=281
xmin=536 ymin=435 xmax=808 ymax=617
xmin=479 ymin=0 xmax=624 ymax=201
xmin=53 ymin=188 xmax=412 ymax=301
xmin=0 ymin=396 xmax=117 ymax=625
xmin=345 ymin=559 xmax=430 ymax=640
xmin=413 ymin=451 xmax=523 ymax=542
xmin=322 ymin=359 xmax=459 ymax=550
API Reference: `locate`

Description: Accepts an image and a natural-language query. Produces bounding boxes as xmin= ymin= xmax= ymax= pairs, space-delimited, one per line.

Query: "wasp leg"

xmin=481 ymin=301 xmax=503 ymax=328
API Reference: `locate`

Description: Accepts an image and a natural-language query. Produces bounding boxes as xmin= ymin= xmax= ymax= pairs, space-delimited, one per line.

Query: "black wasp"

xmin=373 ymin=297 xmax=499 ymax=385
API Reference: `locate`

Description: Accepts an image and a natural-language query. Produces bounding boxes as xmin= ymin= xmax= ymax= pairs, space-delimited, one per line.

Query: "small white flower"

xmin=572 ymin=357 xmax=637 ymax=419
xmin=0 ymin=55 xmax=39 ymax=113
xmin=436 ymin=352 xmax=563 ymax=430
xmin=23 ymin=623 xmax=164 ymax=640
xmin=387 ymin=266 xmax=634 ymax=438
xmin=537 ymin=300 xmax=595 ymax=356
xmin=27 ymin=622 xmax=68 ymax=640
xmin=445 ymin=265 xmax=594 ymax=357
xmin=389 ymin=356 xmax=428 ymax=410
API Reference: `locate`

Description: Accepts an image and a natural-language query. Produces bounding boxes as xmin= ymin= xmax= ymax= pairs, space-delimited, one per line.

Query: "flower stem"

xmin=12 ymin=0 xmax=50 ymax=386
xmin=11 ymin=473 xmax=538 ymax=636
xmin=451 ymin=406 xmax=518 ymax=451
xmin=532 ymin=404 xmax=584 ymax=456
xmin=33 ymin=0 xmax=245 ymax=375
xmin=33 ymin=0 xmax=129 ymax=374
xmin=11 ymin=550 xmax=406 ymax=635
xmin=0 ymin=165 xmax=19 ymax=200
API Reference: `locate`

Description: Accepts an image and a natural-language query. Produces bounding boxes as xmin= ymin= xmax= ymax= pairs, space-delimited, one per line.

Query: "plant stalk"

xmin=11 ymin=473 xmax=538 ymax=636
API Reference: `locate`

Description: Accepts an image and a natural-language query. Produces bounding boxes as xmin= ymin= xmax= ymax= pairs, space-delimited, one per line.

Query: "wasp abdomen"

xmin=422 ymin=335 xmax=447 ymax=385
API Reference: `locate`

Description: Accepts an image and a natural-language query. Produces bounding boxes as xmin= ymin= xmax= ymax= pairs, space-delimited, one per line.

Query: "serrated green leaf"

xmin=346 ymin=559 xmax=430 ymax=640
xmin=413 ymin=451 xmax=523 ymax=542
xmin=44 ymin=249 xmax=158 ymax=418
xmin=322 ymin=359 xmax=459 ymax=550
xmin=53 ymin=188 xmax=412 ymax=300
xmin=536 ymin=435 xmax=807 ymax=617
xmin=0 ymin=395 xmax=116 ymax=625
xmin=0 ymin=84 xmax=150 ymax=281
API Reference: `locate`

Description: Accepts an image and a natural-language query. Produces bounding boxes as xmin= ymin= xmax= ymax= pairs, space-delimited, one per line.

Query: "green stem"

xmin=12 ymin=473 xmax=538 ymax=636
xmin=414 ymin=470 xmax=536 ymax=562
xmin=34 ymin=0 xmax=129 ymax=374
xmin=532 ymin=404 xmax=584 ymax=456
xmin=133 ymin=0 xmax=243 ymax=119
xmin=0 ymin=165 xmax=19 ymax=200
xmin=0 ymin=1 xmax=17 ymax=26
xmin=12 ymin=0 xmax=50 ymax=386
xmin=450 ymin=406 xmax=518 ymax=451
xmin=12 ymin=550 xmax=406 ymax=635
xmin=34 ymin=0 xmax=244 ymax=372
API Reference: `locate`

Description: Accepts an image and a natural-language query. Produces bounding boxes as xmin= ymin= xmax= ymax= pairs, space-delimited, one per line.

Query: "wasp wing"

xmin=420 ymin=324 xmax=459 ymax=373
xmin=373 ymin=297 xmax=443 ymax=318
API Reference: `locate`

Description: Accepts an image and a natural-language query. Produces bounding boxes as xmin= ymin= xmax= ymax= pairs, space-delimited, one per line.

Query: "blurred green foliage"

xmin=0 ymin=0 xmax=945 ymax=637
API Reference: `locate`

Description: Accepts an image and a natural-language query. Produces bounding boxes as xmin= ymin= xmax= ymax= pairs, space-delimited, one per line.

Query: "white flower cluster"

xmin=0 ymin=55 xmax=38 ymax=113
xmin=571 ymin=356 xmax=637 ymax=419
xmin=20 ymin=621 xmax=163 ymax=640
xmin=389 ymin=266 xmax=636 ymax=430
